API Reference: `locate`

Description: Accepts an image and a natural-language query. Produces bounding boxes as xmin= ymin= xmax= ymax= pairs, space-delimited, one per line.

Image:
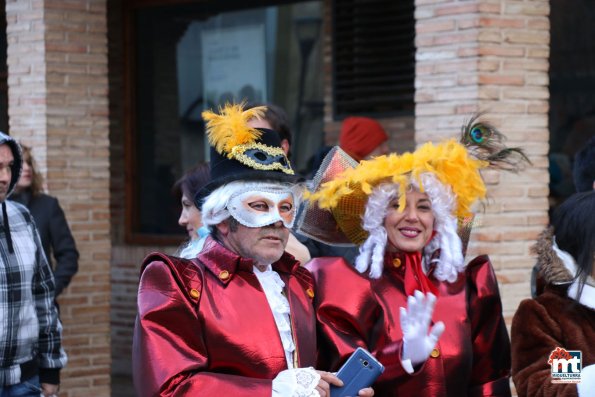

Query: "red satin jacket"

xmin=306 ymin=254 xmax=511 ymax=397
xmin=133 ymin=237 xmax=317 ymax=396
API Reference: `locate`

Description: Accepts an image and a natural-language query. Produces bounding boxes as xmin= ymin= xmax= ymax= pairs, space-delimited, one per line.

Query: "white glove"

xmin=272 ymin=367 xmax=321 ymax=397
xmin=400 ymin=290 xmax=445 ymax=368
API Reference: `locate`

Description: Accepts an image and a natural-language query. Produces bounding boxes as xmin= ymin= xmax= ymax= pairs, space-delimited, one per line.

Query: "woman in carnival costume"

xmin=299 ymin=116 xmax=529 ymax=396
xmin=512 ymin=190 xmax=595 ymax=397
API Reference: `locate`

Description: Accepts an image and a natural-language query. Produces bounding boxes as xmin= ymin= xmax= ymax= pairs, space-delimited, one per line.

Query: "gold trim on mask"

xmin=230 ymin=142 xmax=295 ymax=175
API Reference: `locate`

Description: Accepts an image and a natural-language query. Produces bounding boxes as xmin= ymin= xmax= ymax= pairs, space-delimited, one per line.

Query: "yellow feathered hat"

xmin=308 ymin=140 xmax=487 ymax=245
xmin=298 ymin=115 xmax=529 ymax=246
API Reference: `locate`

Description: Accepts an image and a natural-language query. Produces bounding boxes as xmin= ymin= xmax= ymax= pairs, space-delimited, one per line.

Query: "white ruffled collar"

xmin=254 ymin=265 xmax=296 ymax=368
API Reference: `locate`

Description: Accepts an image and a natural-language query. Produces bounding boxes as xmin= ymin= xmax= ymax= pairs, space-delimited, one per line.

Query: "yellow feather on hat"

xmin=308 ymin=139 xmax=489 ymax=219
xmin=299 ymin=115 xmax=529 ymax=248
xmin=201 ymin=102 xmax=267 ymax=158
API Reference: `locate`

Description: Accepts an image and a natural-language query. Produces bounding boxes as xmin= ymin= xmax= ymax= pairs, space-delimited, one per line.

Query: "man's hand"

xmin=315 ymin=371 xmax=375 ymax=397
xmin=41 ymin=383 xmax=59 ymax=397
xmin=400 ymin=290 xmax=445 ymax=367
xmin=316 ymin=371 xmax=343 ymax=397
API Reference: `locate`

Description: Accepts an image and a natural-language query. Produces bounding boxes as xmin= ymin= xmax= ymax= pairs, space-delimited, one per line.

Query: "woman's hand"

xmin=400 ymin=290 xmax=445 ymax=367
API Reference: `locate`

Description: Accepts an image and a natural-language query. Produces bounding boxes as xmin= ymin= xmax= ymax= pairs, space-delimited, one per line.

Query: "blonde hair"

xmin=20 ymin=144 xmax=44 ymax=196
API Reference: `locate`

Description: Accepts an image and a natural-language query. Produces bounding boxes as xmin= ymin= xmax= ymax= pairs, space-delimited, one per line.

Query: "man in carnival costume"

xmin=298 ymin=116 xmax=529 ymax=396
xmin=132 ymin=103 xmax=374 ymax=397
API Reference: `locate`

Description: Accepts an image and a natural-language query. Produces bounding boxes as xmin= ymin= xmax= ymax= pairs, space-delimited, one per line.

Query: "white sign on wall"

xmin=202 ymin=25 xmax=267 ymax=110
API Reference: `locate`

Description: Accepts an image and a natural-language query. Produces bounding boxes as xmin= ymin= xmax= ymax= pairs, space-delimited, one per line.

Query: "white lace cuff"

xmin=272 ymin=367 xmax=321 ymax=397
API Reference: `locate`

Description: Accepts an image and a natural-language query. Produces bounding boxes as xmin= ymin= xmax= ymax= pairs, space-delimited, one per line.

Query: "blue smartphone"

xmin=330 ymin=347 xmax=385 ymax=397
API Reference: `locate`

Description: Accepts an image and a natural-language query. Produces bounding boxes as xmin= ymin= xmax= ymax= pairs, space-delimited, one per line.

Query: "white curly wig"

xmin=355 ymin=173 xmax=464 ymax=282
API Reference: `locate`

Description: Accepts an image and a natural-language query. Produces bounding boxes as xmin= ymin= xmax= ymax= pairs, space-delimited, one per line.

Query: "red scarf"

xmin=403 ymin=251 xmax=439 ymax=297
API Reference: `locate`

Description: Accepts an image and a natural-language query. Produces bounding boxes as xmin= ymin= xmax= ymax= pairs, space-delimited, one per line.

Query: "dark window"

xmin=332 ymin=0 xmax=414 ymax=119
xmin=125 ymin=1 xmax=323 ymax=241
xmin=549 ymin=0 xmax=595 ymax=211
xmin=0 ymin=2 xmax=7 ymax=134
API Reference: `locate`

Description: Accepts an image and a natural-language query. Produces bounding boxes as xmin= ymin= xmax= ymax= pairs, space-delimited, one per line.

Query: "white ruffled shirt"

xmin=253 ymin=265 xmax=320 ymax=397
xmin=253 ymin=265 xmax=295 ymax=368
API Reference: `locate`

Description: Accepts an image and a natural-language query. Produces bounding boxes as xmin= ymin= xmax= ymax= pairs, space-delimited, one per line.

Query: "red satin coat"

xmin=133 ymin=237 xmax=317 ymax=396
xmin=306 ymin=254 xmax=511 ymax=397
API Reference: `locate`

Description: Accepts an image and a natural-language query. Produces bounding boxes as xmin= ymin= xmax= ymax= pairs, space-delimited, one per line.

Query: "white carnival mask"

xmin=227 ymin=187 xmax=297 ymax=229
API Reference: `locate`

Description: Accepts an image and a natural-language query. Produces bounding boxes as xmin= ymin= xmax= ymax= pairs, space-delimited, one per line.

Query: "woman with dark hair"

xmin=512 ymin=190 xmax=595 ymax=397
xmin=10 ymin=143 xmax=79 ymax=298
xmin=172 ymin=162 xmax=210 ymax=258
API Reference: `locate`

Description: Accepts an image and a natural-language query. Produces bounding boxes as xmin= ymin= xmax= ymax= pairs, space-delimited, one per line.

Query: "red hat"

xmin=339 ymin=117 xmax=388 ymax=161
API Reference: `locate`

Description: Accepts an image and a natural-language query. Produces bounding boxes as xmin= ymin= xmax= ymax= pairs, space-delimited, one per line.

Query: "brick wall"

xmin=416 ymin=1 xmax=550 ymax=393
xmin=6 ymin=1 xmax=111 ymax=396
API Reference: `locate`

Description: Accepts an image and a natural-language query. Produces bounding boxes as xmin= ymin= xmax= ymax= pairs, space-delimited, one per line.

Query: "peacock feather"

xmin=202 ymin=102 xmax=267 ymax=157
xmin=460 ymin=113 xmax=531 ymax=170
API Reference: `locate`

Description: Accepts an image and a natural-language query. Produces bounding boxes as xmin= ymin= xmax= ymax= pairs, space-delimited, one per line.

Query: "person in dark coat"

xmin=9 ymin=143 xmax=79 ymax=297
xmin=512 ymin=191 xmax=595 ymax=397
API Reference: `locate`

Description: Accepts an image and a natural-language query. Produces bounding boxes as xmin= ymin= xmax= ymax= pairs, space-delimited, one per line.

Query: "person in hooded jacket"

xmin=512 ymin=190 xmax=595 ymax=397
xmin=9 ymin=144 xmax=79 ymax=298
xmin=0 ymin=133 xmax=67 ymax=396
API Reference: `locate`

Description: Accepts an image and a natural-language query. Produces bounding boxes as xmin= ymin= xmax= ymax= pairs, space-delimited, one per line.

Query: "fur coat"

xmin=511 ymin=227 xmax=595 ymax=397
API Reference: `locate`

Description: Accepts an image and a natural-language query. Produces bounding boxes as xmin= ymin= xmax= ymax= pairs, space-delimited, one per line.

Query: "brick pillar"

xmin=6 ymin=1 xmax=111 ymax=396
xmin=415 ymin=0 xmax=550 ymax=323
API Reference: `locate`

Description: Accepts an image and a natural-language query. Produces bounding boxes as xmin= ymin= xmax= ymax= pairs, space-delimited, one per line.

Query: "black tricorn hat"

xmin=194 ymin=103 xmax=298 ymax=208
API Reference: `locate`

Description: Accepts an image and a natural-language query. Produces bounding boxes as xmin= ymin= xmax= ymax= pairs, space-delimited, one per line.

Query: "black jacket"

xmin=10 ymin=190 xmax=79 ymax=296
